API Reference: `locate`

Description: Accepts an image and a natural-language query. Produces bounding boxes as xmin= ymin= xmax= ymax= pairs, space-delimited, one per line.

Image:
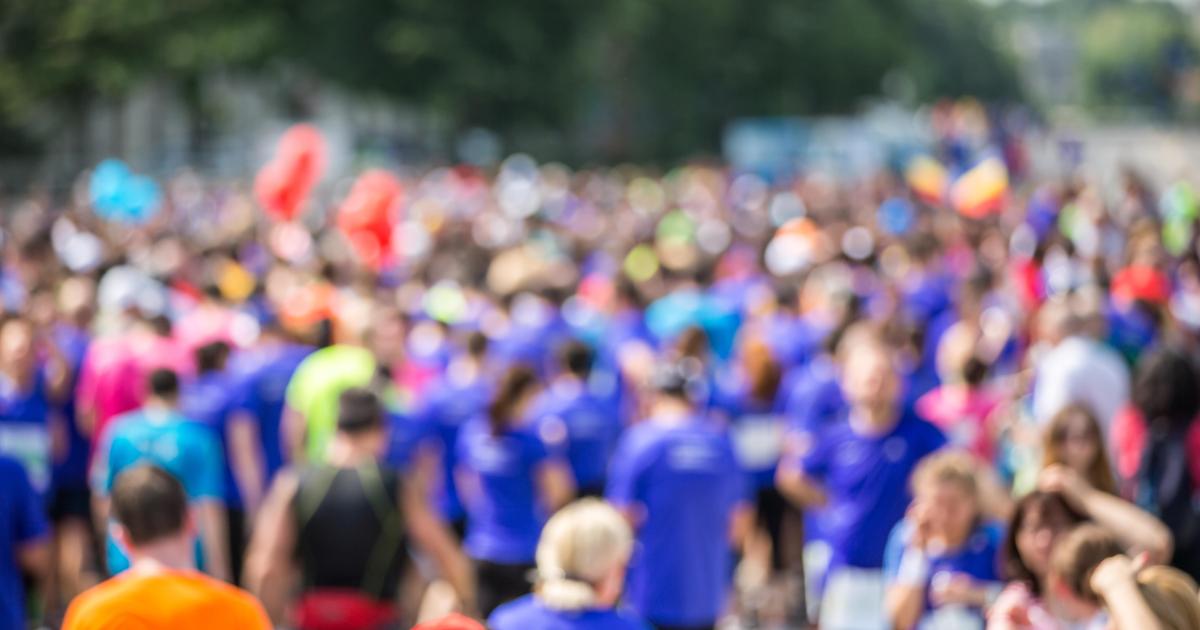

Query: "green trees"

xmin=0 ymin=0 xmax=1020 ymax=163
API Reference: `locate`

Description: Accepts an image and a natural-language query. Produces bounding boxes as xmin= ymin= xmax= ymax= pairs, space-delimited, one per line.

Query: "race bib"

xmin=731 ymin=414 xmax=783 ymax=470
xmin=821 ymin=567 xmax=886 ymax=630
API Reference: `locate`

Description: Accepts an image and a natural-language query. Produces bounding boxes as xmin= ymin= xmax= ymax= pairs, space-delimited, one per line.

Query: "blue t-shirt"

xmin=0 ymin=456 xmax=48 ymax=629
xmin=457 ymin=417 xmax=560 ymax=563
xmin=91 ymin=409 xmax=224 ymax=574
xmin=386 ymin=410 xmax=436 ymax=472
xmin=795 ymin=413 xmax=946 ymax=571
xmin=230 ymin=343 xmax=312 ymax=481
xmin=883 ymin=520 xmax=1004 ymax=627
xmin=531 ymin=380 xmax=621 ymax=491
xmin=52 ymin=325 xmax=91 ymax=491
xmin=0 ymin=370 xmax=51 ymax=497
xmin=783 ymin=355 xmax=845 ymax=435
xmin=412 ymin=373 xmax=491 ymax=522
xmin=489 ymin=595 xmax=651 ymax=630
xmin=179 ymin=370 xmax=244 ymax=508
xmin=606 ymin=416 xmax=747 ymax=627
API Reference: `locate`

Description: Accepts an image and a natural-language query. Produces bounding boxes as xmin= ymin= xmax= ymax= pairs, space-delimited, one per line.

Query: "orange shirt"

xmin=63 ymin=569 xmax=270 ymax=630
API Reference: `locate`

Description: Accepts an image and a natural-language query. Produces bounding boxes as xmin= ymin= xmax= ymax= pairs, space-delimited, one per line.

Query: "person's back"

xmin=92 ymin=372 xmax=224 ymax=575
xmin=457 ymin=415 xmax=551 ymax=563
xmin=232 ymin=341 xmax=312 ymax=480
xmin=293 ymin=462 xmax=405 ymax=603
xmin=490 ymin=595 xmax=649 ymax=630
xmin=606 ymin=414 xmax=745 ymax=628
xmin=532 ymin=381 xmax=618 ymax=496
xmin=286 ymin=344 xmax=377 ymax=462
xmin=63 ymin=568 xmax=267 ymax=630
xmin=64 ymin=464 xmax=268 ymax=630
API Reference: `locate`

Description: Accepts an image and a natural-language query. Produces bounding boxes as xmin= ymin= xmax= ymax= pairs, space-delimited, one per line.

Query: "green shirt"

xmin=285 ymin=345 xmax=377 ymax=462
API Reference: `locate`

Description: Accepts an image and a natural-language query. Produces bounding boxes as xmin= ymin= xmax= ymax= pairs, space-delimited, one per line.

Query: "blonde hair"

xmin=1135 ymin=565 xmax=1200 ymax=630
xmin=535 ymin=499 xmax=633 ymax=611
xmin=911 ymin=449 xmax=980 ymax=500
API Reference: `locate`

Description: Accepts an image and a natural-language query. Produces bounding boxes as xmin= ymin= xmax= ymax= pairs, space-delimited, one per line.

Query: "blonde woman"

xmin=1089 ymin=556 xmax=1200 ymax=630
xmin=487 ymin=499 xmax=649 ymax=630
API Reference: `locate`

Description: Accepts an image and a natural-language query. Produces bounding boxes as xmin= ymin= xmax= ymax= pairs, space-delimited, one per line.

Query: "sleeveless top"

xmin=292 ymin=463 xmax=407 ymax=600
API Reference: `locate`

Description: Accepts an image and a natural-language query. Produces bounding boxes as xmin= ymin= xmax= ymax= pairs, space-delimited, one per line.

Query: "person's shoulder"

xmin=200 ymin=578 xmax=271 ymax=626
xmin=898 ymin=412 xmax=946 ymax=446
xmin=608 ymin=606 xmax=653 ymax=630
xmin=151 ymin=571 xmax=270 ymax=626
xmin=487 ymin=594 xmax=544 ymax=628
xmin=62 ymin=575 xmax=138 ymax=628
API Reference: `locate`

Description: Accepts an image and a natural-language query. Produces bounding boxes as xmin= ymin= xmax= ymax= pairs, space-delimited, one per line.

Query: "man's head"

xmin=195 ymin=341 xmax=230 ymax=375
xmin=336 ymin=387 xmax=389 ymax=454
xmin=338 ymin=387 xmax=385 ymax=431
xmin=111 ymin=465 xmax=191 ymax=555
xmin=837 ymin=323 xmax=900 ymax=420
xmin=557 ymin=340 xmax=593 ymax=380
xmin=147 ymin=368 xmax=180 ymax=404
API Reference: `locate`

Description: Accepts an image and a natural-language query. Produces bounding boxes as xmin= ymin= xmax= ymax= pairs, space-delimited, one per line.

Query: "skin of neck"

xmin=325 ymin=430 xmax=385 ymax=466
xmin=592 ymin=561 xmax=628 ymax=608
xmin=143 ymin=396 xmax=177 ymax=412
xmin=649 ymin=396 xmax=692 ymax=422
xmin=125 ymin=533 xmax=197 ymax=573
xmin=850 ymin=400 xmax=898 ymax=436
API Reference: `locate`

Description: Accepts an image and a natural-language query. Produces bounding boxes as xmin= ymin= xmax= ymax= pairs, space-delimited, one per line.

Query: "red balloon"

xmin=255 ymin=124 xmax=327 ymax=221
xmin=337 ymin=169 xmax=403 ymax=269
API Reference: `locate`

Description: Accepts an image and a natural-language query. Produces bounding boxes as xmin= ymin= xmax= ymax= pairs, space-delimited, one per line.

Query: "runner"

xmin=62 ymin=464 xmax=269 ymax=629
xmin=90 ymin=369 xmax=229 ymax=580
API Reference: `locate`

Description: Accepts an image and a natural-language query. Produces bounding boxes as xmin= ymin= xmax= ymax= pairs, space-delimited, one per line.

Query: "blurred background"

xmin=4 ymin=0 xmax=1200 ymax=184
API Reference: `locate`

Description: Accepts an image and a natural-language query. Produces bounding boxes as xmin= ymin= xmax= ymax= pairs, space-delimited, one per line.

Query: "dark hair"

xmin=337 ymin=387 xmax=384 ymax=434
xmin=487 ymin=365 xmax=539 ymax=436
xmin=466 ymin=331 xmax=489 ymax=358
xmin=1003 ymin=491 xmax=1089 ymax=595
xmin=1050 ymin=524 xmax=1124 ymax=605
xmin=1133 ymin=348 xmax=1200 ymax=432
xmin=962 ymin=355 xmax=990 ymax=387
xmin=111 ymin=465 xmax=188 ymax=546
xmin=194 ymin=341 xmax=230 ymax=375
xmin=148 ymin=368 xmax=180 ymax=399
xmin=148 ymin=314 xmax=173 ymax=337
xmin=557 ymin=340 xmax=593 ymax=378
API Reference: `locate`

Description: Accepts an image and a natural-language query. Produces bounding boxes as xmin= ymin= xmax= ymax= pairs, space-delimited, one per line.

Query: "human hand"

xmin=930 ymin=572 xmax=982 ymax=607
xmin=1038 ymin=464 xmax=1091 ymax=509
xmin=1089 ymin=555 xmax=1138 ymax=598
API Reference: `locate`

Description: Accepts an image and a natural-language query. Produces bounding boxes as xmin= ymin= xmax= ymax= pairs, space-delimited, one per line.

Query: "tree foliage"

xmin=0 ymin=0 xmax=1020 ymax=162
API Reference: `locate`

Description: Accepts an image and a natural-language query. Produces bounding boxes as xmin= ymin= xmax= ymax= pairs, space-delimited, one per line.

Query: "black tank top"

xmin=293 ymin=463 xmax=407 ymax=600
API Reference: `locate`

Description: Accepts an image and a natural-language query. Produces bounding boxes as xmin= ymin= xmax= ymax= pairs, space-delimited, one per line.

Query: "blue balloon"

xmin=120 ymin=176 xmax=162 ymax=223
xmin=89 ymin=160 xmax=131 ymax=214
xmin=88 ymin=160 xmax=161 ymax=224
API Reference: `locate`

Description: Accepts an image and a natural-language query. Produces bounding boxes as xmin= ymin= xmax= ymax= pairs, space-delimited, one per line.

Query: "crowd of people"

xmin=3 ymin=102 xmax=1200 ymax=629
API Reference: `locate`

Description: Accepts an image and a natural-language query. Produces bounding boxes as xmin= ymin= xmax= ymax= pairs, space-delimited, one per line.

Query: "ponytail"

xmin=535 ymin=499 xmax=632 ymax=611
xmin=488 ymin=365 xmax=538 ymax=436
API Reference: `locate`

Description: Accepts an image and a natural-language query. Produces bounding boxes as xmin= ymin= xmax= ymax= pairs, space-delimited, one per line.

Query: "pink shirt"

xmin=916 ymin=386 xmax=1001 ymax=463
xmin=77 ymin=332 xmax=193 ymax=455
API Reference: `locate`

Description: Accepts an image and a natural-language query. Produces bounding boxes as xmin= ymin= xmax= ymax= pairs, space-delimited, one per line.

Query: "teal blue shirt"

xmin=91 ymin=409 xmax=224 ymax=574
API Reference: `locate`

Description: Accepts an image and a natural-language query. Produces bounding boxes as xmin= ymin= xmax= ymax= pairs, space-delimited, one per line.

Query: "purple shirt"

xmin=794 ymin=412 xmax=946 ymax=571
xmin=606 ymin=416 xmax=747 ymax=627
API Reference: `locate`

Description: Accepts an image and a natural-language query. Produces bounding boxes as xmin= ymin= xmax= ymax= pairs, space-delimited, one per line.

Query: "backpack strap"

xmin=356 ymin=463 xmax=405 ymax=599
xmin=294 ymin=465 xmax=340 ymax=532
